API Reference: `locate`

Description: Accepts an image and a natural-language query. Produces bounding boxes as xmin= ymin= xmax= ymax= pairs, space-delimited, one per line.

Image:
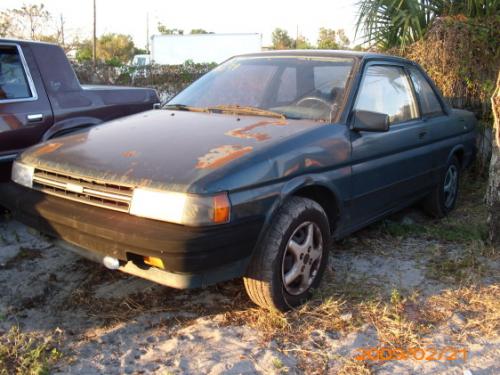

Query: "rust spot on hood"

xmin=225 ymin=118 xmax=288 ymax=142
xmin=32 ymin=143 xmax=62 ymax=157
xmin=122 ymin=150 xmax=138 ymax=158
xmin=196 ymin=145 xmax=253 ymax=169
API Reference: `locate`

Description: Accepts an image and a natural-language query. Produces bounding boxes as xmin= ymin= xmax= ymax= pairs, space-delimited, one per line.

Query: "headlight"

xmin=11 ymin=161 xmax=34 ymax=188
xmin=129 ymin=188 xmax=230 ymax=226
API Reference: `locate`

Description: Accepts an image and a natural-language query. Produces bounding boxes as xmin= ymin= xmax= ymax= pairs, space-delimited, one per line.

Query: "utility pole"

xmin=60 ymin=13 xmax=65 ymax=47
xmin=146 ymin=12 xmax=150 ymax=54
xmin=295 ymin=24 xmax=299 ymax=49
xmin=92 ymin=0 xmax=97 ymax=66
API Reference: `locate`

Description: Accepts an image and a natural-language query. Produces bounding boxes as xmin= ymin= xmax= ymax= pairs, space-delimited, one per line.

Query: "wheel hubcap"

xmin=281 ymin=221 xmax=323 ymax=295
xmin=444 ymin=165 xmax=458 ymax=208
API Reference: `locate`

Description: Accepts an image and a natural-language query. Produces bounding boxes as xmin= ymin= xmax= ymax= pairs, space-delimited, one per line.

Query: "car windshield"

xmin=167 ymin=56 xmax=355 ymax=121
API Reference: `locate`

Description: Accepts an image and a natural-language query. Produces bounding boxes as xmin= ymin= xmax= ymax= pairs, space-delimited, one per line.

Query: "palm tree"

xmin=355 ymin=0 xmax=499 ymax=49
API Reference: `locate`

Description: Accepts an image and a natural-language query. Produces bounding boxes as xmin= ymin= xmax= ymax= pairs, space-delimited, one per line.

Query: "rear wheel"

xmin=423 ymin=156 xmax=460 ymax=218
xmin=243 ymin=197 xmax=330 ymax=311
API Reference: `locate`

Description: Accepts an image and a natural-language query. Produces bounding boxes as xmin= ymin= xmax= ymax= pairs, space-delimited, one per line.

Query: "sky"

xmin=0 ymin=0 xmax=361 ymax=48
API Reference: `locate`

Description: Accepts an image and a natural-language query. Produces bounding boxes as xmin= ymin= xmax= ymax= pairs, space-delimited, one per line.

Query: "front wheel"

xmin=422 ymin=156 xmax=460 ymax=218
xmin=243 ymin=197 xmax=330 ymax=311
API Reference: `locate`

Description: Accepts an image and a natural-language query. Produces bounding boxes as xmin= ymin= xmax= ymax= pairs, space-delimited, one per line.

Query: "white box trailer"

xmin=150 ymin=33 xmax=262 ymax=65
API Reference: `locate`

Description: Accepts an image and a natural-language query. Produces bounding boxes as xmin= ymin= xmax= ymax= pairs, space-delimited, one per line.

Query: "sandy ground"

xmin=0 ymin=210 xmax=498 ymax=374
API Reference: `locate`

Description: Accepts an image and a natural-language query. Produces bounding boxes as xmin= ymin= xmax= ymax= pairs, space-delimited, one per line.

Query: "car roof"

xmin=234 ymin=49 xmax=413 ymax=64
xmin=0 ymin=38 xmax=58 ymax=47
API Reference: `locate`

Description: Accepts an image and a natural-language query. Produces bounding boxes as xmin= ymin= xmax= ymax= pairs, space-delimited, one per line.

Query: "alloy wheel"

xmin=281 ymin=221 xmax=323 ymax=295
xmin=443 ymin=164 xmax=458 ymax=208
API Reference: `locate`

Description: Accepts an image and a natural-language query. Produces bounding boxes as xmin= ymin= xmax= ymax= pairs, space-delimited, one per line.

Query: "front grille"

xmin=32 ymin=168 xmax=134 ymax=212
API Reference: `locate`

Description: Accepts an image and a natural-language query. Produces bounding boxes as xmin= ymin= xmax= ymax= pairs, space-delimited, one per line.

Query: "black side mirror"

xmin=351 ymin=110 xmax=389 ymax=132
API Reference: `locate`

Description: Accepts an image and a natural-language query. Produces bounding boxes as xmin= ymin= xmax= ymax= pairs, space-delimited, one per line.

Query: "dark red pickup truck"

xmin=0 ymin=39 xmax=159 ymax=180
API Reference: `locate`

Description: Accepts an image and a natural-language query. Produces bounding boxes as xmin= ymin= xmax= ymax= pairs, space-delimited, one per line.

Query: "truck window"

xmin=409 ymin=68 xmax=444 ymax=117
xmin=0 ymin=45 xmax=32 ymax=100
xmin=354 ymin=65 xmax=419 ymax=125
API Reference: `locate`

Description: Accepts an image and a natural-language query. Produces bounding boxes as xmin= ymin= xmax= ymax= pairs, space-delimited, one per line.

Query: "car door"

xmin=348 ymin=62 xmax=434 ymax=225
xmin=407 ymin=66 xmax=454 ymax=177
xmin=0 ymin=43 xmax=53 ymax=179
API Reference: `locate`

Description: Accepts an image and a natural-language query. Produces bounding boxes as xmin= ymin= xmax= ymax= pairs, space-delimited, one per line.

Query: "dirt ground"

xmin=0 ymin=178 xmax=498 ymax=374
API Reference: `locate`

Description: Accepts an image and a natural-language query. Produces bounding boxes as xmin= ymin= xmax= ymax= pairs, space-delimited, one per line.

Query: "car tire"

xmin=243 ymin=197 xmax=330 ymax=311
xmin=422 ymin=156 xmax=460 ymax=218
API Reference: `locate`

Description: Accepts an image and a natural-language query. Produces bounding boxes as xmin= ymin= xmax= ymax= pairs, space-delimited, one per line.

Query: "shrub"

xmin=393 ymin=15 xmax=499 ymax=122
xmin=72 ymin=60 xmax=217 ymax=102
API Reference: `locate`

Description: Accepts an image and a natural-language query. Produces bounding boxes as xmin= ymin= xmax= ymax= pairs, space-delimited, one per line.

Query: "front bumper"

xmin=0 ymin=183 xmax=264 ymax=288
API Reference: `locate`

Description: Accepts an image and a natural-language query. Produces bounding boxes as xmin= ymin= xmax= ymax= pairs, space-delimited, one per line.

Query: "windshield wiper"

xmin=206 ymin=105 xmax=286 ymax=119
xmin=163 ymin=104 xmax=209 ymax=113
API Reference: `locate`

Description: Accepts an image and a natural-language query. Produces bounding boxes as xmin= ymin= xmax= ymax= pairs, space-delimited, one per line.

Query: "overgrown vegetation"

xmin=356 ymin=0 xmax=499 ymax=49
xmin=396 ymin=15 xmax=499 ymax=122
xmin=0 ymin=326 xmax=61 ymax=375
xmin=72 ymin=60 xmax=217 ymax=102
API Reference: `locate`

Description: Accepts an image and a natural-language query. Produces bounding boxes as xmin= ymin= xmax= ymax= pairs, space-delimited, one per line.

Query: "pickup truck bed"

xmin=0 ymin=39 xmax=159 ymax=181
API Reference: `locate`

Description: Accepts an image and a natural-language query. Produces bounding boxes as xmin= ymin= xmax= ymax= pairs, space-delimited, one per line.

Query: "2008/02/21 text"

xmin=354 ymin=347 xmax=468 ymax=361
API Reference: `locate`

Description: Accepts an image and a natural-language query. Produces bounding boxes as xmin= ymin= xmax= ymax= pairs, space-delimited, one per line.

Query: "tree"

xmin=272 ymin=28 xmax=293 ymax=49
xmin=336 ymin=29 xmax=350 ymax=48
xmin=157 ymin=22 xmax=184 ymax=35
xmin=0 ymin=3 xmax=62 ymax=43
xmin=12 ymin=3 xmax=50 ymax=39
xmin=75 ymin=34 xmax=136 ymax=65
xmin=317 ymin=28 xmax=350 ymax=49
xmin=317 ymin=28 xmax=339 ymax=49
xmin=0 ymin=11 xmax=14 ymax=37
xmin=295 ymin=35 xmax=312 ymax=49
xmin=134 ymin=47 xmax=148 ymax=55
xmin=97 ymin=33 xmax=135 ymax=65
xmin=355 ymin=0 xmax=499 ymax=49
xmin=486 ymin=71 xmax=500 ymax=246
xmin=75 ymin=39 xmax=93 ymax=62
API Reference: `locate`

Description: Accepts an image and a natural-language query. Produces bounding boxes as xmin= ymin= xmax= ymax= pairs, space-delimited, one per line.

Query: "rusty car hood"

xmin=20 ymin=110 xmax=321 ymax=193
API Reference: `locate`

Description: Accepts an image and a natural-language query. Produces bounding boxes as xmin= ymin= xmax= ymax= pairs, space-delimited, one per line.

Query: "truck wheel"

xmin=243 ymin=197 xmax=330 ymax=311
xmin=422 ymin=156 xmax=460 ymax=218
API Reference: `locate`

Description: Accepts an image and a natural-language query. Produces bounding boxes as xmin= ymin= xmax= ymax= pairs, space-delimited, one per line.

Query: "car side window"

xmin=354 ymin=65 xmax=418 ymax=125
xmin=0 ymin=45 xmax=32 ymax=100
xmin=409 ymin=68 xmax=444 ymax=117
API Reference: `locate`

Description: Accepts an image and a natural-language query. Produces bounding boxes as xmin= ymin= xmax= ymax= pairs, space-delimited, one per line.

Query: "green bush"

xmin=72 ymin=60 xmax=217 ymax=102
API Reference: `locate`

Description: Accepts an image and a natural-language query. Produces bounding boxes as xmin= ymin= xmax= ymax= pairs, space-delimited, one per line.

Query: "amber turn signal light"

xmin=213 ymin=193 xmax=230 ymax=224
xmin=143 ymin=256 xmax=165 ymax=269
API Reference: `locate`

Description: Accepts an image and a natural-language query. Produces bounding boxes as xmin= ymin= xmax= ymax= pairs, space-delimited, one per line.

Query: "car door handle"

xmin=418 ymin=130 xmax=427 ymax=139
xmin=27 ymin=114 xmax=43 ymax=123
